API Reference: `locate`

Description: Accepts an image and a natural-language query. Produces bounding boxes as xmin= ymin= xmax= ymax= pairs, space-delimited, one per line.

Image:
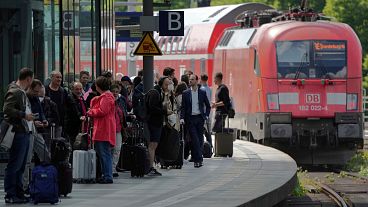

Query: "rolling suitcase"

xmin=50 ymin=124 xmax=71 ymax=164
xmin=157 ymin=125 xmax=180 ymax=161
xmin=29 ymin=164 xmax=59 ymax=204
xmin=72 ymin=123 xmax=96 ymax=183
xmin=160 ymin=125 xmax=184 ymax=169
xmin=117 ymin=143 xmax=134 ymax=171
xmin=50 ymin=124 xmax=73 ymax=196
xmin=214 ymin=116 xmax=233 ymax=157
xmin=130 ymin=143 xmax=150 ymax=177
xmin=130 ymin=121 xmax=150 ymax=177
xmin=57 ymin=161 xmax=73 ymax=197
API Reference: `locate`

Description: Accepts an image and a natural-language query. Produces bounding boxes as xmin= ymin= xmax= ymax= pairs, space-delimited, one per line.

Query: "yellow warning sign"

xmin=133 ymin=32 xmax=163 ymax=56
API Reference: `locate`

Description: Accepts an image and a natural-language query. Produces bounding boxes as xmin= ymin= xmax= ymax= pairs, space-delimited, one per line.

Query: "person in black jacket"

xmin=64 ymin=82 xmax=87 ymax=144
xmin=211 ymin=72 xmax=231 ymax=132
xmin=39 ymin=86 xmax=59 ymax=145
xmin=145 ymin=77 xmax=170 ymax=176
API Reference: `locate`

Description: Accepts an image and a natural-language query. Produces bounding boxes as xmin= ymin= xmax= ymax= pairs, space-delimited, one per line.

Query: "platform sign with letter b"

xmin=159 ymin=11 xmax=184 ymax=36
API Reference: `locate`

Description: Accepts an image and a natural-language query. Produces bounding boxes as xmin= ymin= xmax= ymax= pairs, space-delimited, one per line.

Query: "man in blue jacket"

xmin=180 ymin=74 xmax=210 ymax=168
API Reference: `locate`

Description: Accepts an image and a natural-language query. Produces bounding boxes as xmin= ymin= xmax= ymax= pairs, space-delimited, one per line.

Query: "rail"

xmin=317 ymin=183 xmax=349 ymax=207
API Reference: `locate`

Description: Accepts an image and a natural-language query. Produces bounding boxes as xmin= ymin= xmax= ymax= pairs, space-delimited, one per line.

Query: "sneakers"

xmin=194 ymin=162 xmax=203 ymax=168
xmin=147 ymin=168 xmax=162 ymax=176
xmin=4 ymin=196 xmax=28 ymax=204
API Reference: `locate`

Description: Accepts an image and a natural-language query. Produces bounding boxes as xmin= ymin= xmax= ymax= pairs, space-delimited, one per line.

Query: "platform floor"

xmin=0 ymin=140 xmax=297 ymax=207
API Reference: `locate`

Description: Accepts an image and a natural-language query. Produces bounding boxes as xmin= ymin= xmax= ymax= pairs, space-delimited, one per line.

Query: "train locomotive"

xmin=213 ymin=3 xmax=364 ymax=165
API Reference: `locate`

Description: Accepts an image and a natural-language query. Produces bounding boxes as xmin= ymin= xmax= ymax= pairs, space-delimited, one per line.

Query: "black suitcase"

xmin=160 ymin=139 xmax=184 ymax=169
xmin=160 ymin=125 xmax=185 ymax=169
xmin=117 ymin=143 xmax=134 ymax=171
xmin=130 ymin=144 xmax=150 ymax=177
xmin=50 ymin=124 xmax=73 ymax=196
xmin=50 ymin=124 xmax=71 ymax=164
xmin=57 ymin=161 xmax=73 ymax=197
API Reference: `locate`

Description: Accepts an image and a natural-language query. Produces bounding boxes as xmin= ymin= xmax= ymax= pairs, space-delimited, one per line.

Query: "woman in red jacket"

xmin=87 ymin=76 xmax=116 ymax=184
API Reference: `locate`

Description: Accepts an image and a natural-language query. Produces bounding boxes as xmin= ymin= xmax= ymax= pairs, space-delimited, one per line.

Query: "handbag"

xmin=0 ymin=121 xmax=15 ymax=149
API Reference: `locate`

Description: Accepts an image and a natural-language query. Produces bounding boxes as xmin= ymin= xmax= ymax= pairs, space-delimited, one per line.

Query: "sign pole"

xmin=127 ymin=0 xmax=137 ymax=77
xmin=143 ymin=0 xmax=154 ymax=92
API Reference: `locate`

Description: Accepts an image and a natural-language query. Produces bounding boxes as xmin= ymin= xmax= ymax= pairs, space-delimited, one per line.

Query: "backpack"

xmin=132 ymin=87 xmax=159 ymax=122
xmin=29 ymin=164 xmax=59 ymax=204
xmin=228 ymin=97 xmax=235 ymax=118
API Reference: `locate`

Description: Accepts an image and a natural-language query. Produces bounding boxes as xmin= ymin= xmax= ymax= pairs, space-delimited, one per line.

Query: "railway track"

xmin=287 ymin=170 xmax=368 ymax=207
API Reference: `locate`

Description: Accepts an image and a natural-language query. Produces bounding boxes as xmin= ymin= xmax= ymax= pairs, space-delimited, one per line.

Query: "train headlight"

xmin=267 ymin=93 xmax=279 ymax=110
xmin=346 ymin=93 xmax=358 ymax=111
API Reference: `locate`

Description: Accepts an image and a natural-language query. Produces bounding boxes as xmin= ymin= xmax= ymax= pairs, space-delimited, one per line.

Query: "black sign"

xmin=115 ymin=12 xmax=142 ymax=42
xmin=62 ymin=11 xmax=78 ymax=36
xmin=159 ymin=11 xmax=184 ymax=36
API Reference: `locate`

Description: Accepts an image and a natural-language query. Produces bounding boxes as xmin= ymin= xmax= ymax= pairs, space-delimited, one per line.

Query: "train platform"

xmin=0 ymin=140 xmax=297 ymax=207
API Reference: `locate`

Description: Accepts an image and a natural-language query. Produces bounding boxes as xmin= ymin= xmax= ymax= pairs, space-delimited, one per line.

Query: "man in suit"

xmin=180 ymin=74 xmax=210 ymax=168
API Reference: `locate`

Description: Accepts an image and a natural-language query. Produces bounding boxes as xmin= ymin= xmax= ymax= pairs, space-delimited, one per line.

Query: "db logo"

xmin=306 ymin=94 xmax=320 ymax=103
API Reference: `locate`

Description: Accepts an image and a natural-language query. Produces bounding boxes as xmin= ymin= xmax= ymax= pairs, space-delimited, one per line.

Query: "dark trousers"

xmin=4 ymin=132 xmax=30 ymax=198
xmin=187 ymin=115 xmax=204 ymax=163
xmin=212 ymin=112 xmax=227 ymax=133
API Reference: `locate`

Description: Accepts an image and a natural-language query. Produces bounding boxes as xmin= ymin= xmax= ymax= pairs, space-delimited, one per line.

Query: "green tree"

xmin=211 ymin=0 xmax=325 ymax=11
xmin=324 ymin=0 xmax=368 ymax=88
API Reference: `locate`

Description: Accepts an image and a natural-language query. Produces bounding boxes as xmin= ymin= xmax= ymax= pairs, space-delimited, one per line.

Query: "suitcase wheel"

xmin=175 ymin=165 xmax=182 ymax=169
xmin=229 ymin=154 xmax=233 ymax=157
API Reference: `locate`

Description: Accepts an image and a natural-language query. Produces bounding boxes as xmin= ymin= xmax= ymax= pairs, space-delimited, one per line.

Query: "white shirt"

xmin=191 ymin=87 xmax=200 ymax=115
xmin=23 ymin=90 xmax=33 ymax=132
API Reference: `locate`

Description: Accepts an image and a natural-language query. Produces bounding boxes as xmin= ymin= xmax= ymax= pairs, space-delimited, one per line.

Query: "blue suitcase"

xmin=29 ymin=164 xmax=59 ymax=204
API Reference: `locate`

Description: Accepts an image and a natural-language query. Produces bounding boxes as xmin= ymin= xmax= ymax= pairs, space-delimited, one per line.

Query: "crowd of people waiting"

xmin=1 ymin=67 xmax=232 ymax=204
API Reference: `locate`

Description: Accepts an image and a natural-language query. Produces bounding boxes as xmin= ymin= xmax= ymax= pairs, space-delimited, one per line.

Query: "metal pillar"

xmin=96 ymin=0 xmax=101 ymax=76
xmin=143 ymin=0 xmax=154 ymax=92
xmin=127 ymin=0 xmax=137 ymax=77
xmin=20 ymin=0 xmax=33 ymax=68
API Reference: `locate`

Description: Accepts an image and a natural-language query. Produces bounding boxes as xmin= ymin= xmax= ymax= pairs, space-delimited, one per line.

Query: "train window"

xmin=218 ymin=29 xmax=256 ymax=49
xmin=183 ymin=29 xmax=191 ymax=53
xmin=191 ymin=59 xmax=195 ymax=71
xmin=219 ymin=31 xmax=234 ymax=47
xmin=172 ymin=37 xmax=179 ymax=54
xmin=177 ymin=37 xmax=184 ymax=53
xmin=166 ymin=37 xmax=173 ymax=54
xmin=254 ymin=51 xmax=260 ymax=76
xmin=200 ymin=59 xmax=206 ymax=74
xmin=161 ymin=37 xmax=167 ymax=54
xmin=276 ymin=40 xmax=347 ymax=79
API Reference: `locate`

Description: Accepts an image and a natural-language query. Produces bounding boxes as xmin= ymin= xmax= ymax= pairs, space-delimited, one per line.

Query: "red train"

xmin=212 ymin=6 xmax=364 ymax=165
xmin=115 ymin=3 xmax=273 ymax=85
xmin=114 ymin=3 xmax=364 ymax=165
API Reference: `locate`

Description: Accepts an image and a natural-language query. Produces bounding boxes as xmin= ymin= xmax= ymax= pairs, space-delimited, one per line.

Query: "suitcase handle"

xmin=221 ymin=114 xmax=230 ymax=133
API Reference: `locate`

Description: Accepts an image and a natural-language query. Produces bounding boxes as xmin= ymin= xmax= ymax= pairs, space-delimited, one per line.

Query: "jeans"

xmin=188 ymin=115 xmax=204 ymax=163
xmin=95 ymin=141 xmax=113 ymax=181
xmin=4 ymin=132 xmax=30 ymax=198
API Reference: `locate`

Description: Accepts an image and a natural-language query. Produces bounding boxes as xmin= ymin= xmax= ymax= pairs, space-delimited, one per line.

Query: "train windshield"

xmin=276 ymin=40 xmax=347 ymax=79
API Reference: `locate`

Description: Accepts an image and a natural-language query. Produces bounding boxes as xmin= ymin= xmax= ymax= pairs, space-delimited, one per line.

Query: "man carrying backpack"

xmin=145 ymin=77 xmax=171 ymax=176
